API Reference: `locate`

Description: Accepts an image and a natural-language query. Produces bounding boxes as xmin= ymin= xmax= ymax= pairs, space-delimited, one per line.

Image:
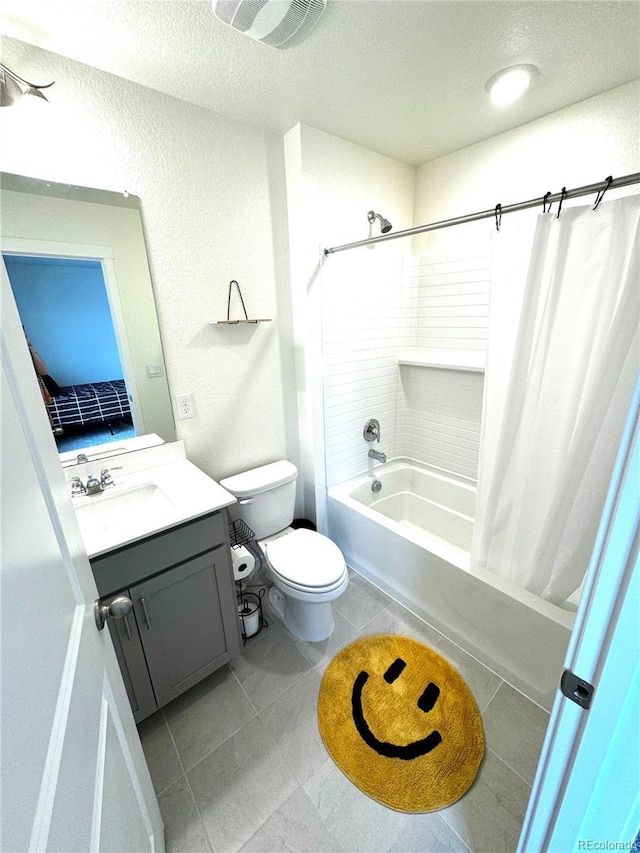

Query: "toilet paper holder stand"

xmin=237 ymin=587 xmax=268 ymax=645
xmin=229 ymin=518 xmax=258 ymax=583
xmin=229 ymin=518 xmax=255 ymax=549
xmin=229 ymin=518 xmax=268 ymax=644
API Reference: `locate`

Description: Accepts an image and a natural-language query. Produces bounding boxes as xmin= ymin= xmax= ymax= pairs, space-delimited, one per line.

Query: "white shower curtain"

xmin=472 ymin=194 xmax=640 ymax=605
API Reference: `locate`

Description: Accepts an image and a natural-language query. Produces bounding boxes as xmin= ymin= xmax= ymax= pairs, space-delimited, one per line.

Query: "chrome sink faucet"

xmin=368 ymin=448 xmax=387 ymax=463
xmin=70 ymin=468 xmax=119 ymax=497
xmin=85 ymin=475 xmax=102 ymax=495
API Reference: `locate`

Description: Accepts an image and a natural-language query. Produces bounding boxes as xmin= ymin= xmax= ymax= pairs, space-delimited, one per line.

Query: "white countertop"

xmin=67 ymin=440 xmax=236 ymax=558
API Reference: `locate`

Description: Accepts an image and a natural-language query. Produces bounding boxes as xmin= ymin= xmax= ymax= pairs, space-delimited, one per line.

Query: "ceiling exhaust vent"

xmin=213 ymin=0 xmax=326 ymax=49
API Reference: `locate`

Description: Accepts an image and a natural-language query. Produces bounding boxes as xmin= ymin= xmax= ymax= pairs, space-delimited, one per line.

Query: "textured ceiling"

xmin=1 ymin=0 xmax=639 ymax=166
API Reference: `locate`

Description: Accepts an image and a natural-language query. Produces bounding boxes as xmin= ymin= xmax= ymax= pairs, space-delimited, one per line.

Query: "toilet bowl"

xmin=220 ymin=461 xmax=349 ymax=643
xmin=260 ymin=528 xmax=349 ymax=641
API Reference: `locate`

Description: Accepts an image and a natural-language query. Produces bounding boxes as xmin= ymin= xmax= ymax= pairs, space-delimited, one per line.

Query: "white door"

xmin=0 ymin=264 xmax=163 ymax=851
xmin=518 ymin=377 xmax=640 ymax=850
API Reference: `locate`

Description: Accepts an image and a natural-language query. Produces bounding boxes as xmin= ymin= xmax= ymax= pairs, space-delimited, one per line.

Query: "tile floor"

xmin=138 ymin=570 xmax=550 ymax=853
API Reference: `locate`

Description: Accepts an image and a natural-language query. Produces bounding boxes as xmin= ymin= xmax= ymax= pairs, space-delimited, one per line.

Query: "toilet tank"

xmin=220 ymin=461 xmax=298 ymax=540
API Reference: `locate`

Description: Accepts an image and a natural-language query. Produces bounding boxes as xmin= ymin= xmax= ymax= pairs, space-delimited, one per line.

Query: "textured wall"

xmin=3 ymin=36 xmax=637 ymax=506
xmin=409 ymin=79 xmax=640 ymax=486
xmin=0 ymin=37 xmax=299 ymax=484
xmin=413 ymin=80 xmax=640 ymax=254
xmin=320 ymin=81 xmax=640 ymax=489
xmin=284 ymin=125 xmax=415 ymax=500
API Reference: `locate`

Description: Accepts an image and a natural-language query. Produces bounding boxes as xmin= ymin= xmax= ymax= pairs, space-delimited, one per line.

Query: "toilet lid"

xmin=265 ymin=529 xmax=345 ymax=589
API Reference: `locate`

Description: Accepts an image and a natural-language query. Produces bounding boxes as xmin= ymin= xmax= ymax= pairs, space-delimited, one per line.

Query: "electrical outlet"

xmin=176 ymin=393 xmax=195 ymax=420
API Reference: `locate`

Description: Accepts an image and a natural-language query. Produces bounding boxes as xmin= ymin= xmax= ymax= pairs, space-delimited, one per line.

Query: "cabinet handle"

xmin=123 ymin=613 xmax=132 ymax=642
xmin=140 ymin=597 xmax=152 ymax=630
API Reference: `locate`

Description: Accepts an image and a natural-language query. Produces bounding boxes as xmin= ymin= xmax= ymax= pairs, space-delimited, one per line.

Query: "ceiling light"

xmin=0 ymin=64 xmax=54 ymax=107
xmin=485 ymin=65 xmax=539 ymax=107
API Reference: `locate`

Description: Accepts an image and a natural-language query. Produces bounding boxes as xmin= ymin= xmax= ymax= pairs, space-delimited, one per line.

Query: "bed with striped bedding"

xmin=46 ymin=379 xmax=131 ymax=429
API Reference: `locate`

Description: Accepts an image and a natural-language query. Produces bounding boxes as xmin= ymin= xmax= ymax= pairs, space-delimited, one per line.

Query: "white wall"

xmin=405 ymin=80 xmax=640 ymax=485
xmin=396 ymin=250 xmax=490 ymax=481
xmin=414 ymin=80 xmax=640 ymax=251
xmin=0 ymin=37 xmax=299 ymax=484
xmin=313 ymin=81 xmax=640 ymax=492
xmin=283 ymin=124 xmax=415 ymax=505
xmin=4 ymin=34 xmax=637 ymax=511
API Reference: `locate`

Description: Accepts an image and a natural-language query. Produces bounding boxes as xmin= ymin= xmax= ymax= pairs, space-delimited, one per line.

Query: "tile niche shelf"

xmin=398 ymin=349 xmax=485 ymax=373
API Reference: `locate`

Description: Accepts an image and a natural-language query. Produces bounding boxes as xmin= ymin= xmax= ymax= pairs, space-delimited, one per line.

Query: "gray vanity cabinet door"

xmin=131 ymin=549 xmax=229 ymax=708
xmin=104 ymin=594 xmax=158 ymax=724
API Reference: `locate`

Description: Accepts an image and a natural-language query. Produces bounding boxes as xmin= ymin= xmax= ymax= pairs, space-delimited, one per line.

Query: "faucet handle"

xmin=363 ymin=418 xmax=381 ymax=443
xmin=100 ymin=468 xmax=116 ymax=488
xmin=70 ymin=476 xmax=86 ymax=496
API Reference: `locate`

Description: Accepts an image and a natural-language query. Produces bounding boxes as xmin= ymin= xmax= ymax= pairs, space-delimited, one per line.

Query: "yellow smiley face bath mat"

xmin=317 ymin=634 xmax=484 ymax=813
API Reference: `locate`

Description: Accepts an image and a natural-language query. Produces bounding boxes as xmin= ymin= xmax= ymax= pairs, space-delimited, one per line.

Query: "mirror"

xmin=0 ymin=173 xmax=176 ymax=462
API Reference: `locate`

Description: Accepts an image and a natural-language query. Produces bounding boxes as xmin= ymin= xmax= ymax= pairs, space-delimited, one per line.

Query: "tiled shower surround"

xmin=322 ymin=249 xmax=490 ymax=488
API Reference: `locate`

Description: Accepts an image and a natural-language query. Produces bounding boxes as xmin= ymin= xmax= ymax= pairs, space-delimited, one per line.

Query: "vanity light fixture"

xmin=485 ymin=64 xmax=539 ymax=107
xmin=0 ymin=64 xmax=54 ymax=107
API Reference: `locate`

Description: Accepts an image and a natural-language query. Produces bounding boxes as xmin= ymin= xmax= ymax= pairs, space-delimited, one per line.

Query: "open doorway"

xmin=3 ymin=253 xmax=135 ymax=452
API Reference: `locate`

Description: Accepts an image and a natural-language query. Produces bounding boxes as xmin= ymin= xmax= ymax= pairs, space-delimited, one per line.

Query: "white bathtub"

xmin=327 ymin=458 xmax=574 ymax=710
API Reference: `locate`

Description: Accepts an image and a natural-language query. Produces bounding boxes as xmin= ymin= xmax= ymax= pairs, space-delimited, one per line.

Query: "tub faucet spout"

xmin=368 ymin=448 xmax=387 ymax=463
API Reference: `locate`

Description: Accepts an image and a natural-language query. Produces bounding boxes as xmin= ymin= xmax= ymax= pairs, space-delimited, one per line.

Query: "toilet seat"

xmin=264 ymin=529 xmax=346 ymax=591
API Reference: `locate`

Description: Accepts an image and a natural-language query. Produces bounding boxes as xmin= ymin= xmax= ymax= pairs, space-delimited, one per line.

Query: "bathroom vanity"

xmin=92 ymin=511 xmax=240 ymax=722
xmin=67 ymin=439 xmax=241 ymax=722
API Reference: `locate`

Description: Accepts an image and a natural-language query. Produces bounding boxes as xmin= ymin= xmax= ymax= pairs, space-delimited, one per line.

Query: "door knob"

xmin=94 ymin=595 xmax=133 ymax=631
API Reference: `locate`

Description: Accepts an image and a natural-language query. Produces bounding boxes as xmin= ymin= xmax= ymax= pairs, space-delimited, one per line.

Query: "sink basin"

xmin=75 ymin=483 xmax=176 ymax=543
xmin=68 ymin=447 xmax=237 ymax=558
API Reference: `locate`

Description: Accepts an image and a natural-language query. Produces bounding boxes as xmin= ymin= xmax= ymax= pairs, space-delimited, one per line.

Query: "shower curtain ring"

xmin=494 ymin=203 xmax=502 ymax=231
xmin=556 ymin=187 xmax=567 ymax=219
xmin=593 ymin=175 xmax=613 ymax=210
xmin=543 ymin=191 xmax=552 ymax=213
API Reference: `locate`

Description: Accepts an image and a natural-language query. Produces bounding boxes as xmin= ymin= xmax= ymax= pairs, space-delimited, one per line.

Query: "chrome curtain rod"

xmin=323 ymin=171 xmax=640 ymax=256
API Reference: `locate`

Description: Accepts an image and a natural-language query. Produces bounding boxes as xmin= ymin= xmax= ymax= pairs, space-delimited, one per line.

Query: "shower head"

xmin=367 ymin=210 xmax=392 ymax=234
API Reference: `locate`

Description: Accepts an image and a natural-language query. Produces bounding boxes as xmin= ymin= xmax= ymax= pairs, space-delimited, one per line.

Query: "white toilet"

xmin=220 ymin=460 xmax=348 ymax=642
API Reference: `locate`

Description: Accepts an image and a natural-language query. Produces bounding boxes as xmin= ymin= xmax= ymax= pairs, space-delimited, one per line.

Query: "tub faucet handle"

xmin=363 ymin=418 xmax=381 ymax=443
